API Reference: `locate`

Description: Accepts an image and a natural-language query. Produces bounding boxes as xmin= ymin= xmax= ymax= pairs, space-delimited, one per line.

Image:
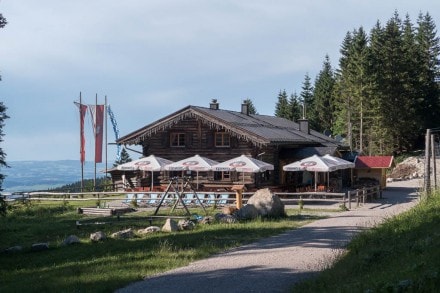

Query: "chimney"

xmin=209 ymin=99 xmax=219 ymax=110
xmin=241 ymin=101 xmax=249 ymax=115
xmin=298 ymin=118 xmax=310 ymax=134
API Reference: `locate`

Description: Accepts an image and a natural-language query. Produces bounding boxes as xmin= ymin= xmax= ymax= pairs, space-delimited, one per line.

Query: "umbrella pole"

xmin=314 ymin=171 xmax=317 ymax=191
xmin=151 ymin=171 xmax=154 ymax=191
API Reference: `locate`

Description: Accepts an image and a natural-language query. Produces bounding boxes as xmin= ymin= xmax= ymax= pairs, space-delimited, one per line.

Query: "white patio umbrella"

xmin=116 ymin=155 xmax=173 ymax=190
xmin=283 ymin=154 xmax=354 ymax=191
xmin=322 ymin=154 xmax=355 ymax=169
xmin=212 ymin=155 xmax=274 ymax=183
xmin=164 ymin=154 xmax=219 ymax=188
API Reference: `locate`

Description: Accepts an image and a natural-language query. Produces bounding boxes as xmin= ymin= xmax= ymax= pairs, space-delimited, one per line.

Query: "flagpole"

xmin=80 ymin=92 xmax=84 ymax=192
xmin=94 ymin=93 xmax=97 ymax=191
xmin=105 ymin=95 xmax=108 ymax=184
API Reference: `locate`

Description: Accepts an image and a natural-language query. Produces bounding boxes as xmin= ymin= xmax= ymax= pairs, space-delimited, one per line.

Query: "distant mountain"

xmin=1 ymin=160 xmax=111 ymax=192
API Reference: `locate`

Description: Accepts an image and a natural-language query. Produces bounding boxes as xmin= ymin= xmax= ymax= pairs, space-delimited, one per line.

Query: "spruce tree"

xmin=0 ymin=13 xmax=8 ymax=215
xmin=313 ymin=55 xmax=335 ymax=133
xmin=274 ymin=90 xmax=290 ymax=119
xmin=243 ymin=98 xmax=258 ymax=114
xmin=289 ymin=92 xmax=302 ymax=121
xmin=416 ymin=12 xmax=440 ymax=130
xmin=113 ymin=148 xmax=132 ymax=167
xmin=300 ymin=73 xmax=314 ymax=121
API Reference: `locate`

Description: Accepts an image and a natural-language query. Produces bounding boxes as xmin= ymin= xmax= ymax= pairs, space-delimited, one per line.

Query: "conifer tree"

xmin=289 ymin=92 xmax=302 ymax=121
xmin=274 ymin=90 xmax=290 ymax=119
xmin=415 ymin=12 xmax=440 ymax=130
xmin=312 ymin=55 xmax=335 ymax=133
xmin=243 ymin=98 xmax=258 ymax=114
xmin=300 ymin=74 xmax=314 ymax=121
xmin=0 ymin=13 xmax=8 ymax=215
xmin=113 ymin=148 xmax=132 ymax=167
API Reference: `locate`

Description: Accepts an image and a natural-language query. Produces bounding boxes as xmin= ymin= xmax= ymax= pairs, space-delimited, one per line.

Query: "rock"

xmin=111 ymin=228 xmax=134 ymax=239
xmin=215 ymin=213 xmax=238 ymax=223
xmin=222 ymin=206 xmax=238 ymax=215
xmin=31 ymin=242 xmax=49 ymax=252
xmin=90 ymin=231 xmax=106 ymax=242
xmin=178 ymin=219 xmax=195 ymax=231
xmin=236 ymin=204 xmax=259 ymax=220
xmin=3 ymin=245 xmax=23 ymax=253
xmin=199 ymin=216 xmax=213 ymax=224
xmin=162 ymin=218 xmax=179 ymax=232
xmin=386 ymin=177 xmax=394 ymax=183
xmin=63 ymin=235 xmax=80 ymax=245
xmin=247 ymin=188 xmax=286 ymax=218
xmin=138 ymin=226 xmax=161 ymax=234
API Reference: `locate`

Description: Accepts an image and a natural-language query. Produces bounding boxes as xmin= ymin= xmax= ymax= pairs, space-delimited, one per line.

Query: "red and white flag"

xmin=89 ymin=104 xmax=105 ymax=163
xmin=75 ymin=102 xmax=88 ymax=163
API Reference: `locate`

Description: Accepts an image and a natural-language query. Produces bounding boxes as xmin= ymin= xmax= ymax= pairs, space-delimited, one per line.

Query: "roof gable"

xmin=354 ymin=156 xmax=394 ymax=168
xmin=116 ymin=105 xmax=342 ymax=147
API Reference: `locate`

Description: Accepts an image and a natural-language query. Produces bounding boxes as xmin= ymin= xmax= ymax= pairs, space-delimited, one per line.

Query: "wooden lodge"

xmin=110 ymin=100 xmax=347 ymax=191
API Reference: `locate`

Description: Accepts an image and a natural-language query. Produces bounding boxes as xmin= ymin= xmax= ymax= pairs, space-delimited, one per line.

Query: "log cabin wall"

xmin=137 ymin=117 xmax=278 ymax=186
xmin=141 ymin=117 xmax=265 ymax=161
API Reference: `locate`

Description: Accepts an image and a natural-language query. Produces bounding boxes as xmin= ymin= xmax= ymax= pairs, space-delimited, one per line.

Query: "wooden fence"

xmin=26 ymin=185 xmax=381 ymax=210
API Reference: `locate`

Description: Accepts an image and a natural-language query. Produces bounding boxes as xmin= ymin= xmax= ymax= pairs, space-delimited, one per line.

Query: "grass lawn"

xmin=0 ymin=199 xmax=327 ymax=292
xmin=291 ymin=190 xmax=440 ymax=292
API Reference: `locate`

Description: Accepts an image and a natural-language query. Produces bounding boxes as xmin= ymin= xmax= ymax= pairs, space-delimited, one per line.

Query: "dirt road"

xmin=117 ymin=180 xmax=421 ymax=293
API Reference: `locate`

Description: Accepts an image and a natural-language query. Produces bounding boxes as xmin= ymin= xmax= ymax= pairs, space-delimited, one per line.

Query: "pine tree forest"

xmin=274 ymin=12 xmax=440 ymax=156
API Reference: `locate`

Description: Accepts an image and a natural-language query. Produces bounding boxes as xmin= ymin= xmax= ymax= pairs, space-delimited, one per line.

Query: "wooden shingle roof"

xmin=117 ymin=105 xmax=342 ymax=147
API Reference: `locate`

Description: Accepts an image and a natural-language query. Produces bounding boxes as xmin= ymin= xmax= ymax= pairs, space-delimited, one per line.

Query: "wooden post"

xmin=348 ymin=191 xmax=351 ymax=210
xmin=431 ymin=134 xmax=437 ymax=190
xmin=424 ymin=129 xmax=431 ymax=196
xmin=231 ymin=185 xmax=245 ymax=209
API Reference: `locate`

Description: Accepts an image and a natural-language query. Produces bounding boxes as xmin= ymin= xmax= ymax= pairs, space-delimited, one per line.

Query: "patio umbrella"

xmin=116 ymin=155 xmax=173 ymax=190
xmin=164 ymin=154 xmax=219 ymax=188
xmin=212 ymin=155 xmax=274 ymax=183
xmin=283 ymin=154 xmax=354 ymax=191
xmin=322 ymin=154 xmax=355 ymax=169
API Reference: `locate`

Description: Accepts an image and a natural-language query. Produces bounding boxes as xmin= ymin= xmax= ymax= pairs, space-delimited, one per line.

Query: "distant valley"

xmin=1 ymin=160 xmax=110 ymax=192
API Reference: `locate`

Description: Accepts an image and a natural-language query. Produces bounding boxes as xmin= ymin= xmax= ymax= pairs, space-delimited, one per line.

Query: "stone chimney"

xmin=241 ymin=101 xmax=249 ymax=115
xmin=210 ymin=99 xmax=219 ymax=110
xmin=298 ymin=118 xmax=310 ymax=134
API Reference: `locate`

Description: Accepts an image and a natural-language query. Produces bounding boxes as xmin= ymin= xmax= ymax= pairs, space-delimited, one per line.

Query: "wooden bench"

xmin=76 ymin=207 xmax=135 ymax=229
xmin=77 ymin=207 xmax=134 ymax=217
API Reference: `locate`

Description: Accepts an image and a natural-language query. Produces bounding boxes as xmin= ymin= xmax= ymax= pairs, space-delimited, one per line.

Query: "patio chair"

xmin=206 ymin=194 xmax=216 ymax=206
xmin=183 ymin=193 xmax=195 ymax=205
xmin=122 ymin=194 xmax=135 ymax=206
xmin=146 ymin=193 xmax=159 ymax=206
xmin=218 ymin=194 xmax=229 ymax=206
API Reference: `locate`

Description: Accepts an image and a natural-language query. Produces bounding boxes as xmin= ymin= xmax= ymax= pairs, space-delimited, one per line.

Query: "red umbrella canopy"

xmin=164 ymin=155 xmax=219 ymax=171
xmin=212 ymin=155 xmax=274 ymax=173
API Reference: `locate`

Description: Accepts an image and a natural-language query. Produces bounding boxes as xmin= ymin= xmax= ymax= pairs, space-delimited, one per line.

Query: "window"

xmin=215 ymin=132 xmax=230 ymax=147
xmin=170 ymin=133 xmax=185 ymax=147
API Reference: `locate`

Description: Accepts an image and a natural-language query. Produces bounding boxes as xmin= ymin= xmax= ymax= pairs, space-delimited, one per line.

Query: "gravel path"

xmin=117 ymin=180 xmax=421 ymax=293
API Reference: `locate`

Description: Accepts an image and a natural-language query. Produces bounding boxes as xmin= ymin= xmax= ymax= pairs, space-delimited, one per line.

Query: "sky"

xmin=0 ymin=0 xmax=439 ymax=164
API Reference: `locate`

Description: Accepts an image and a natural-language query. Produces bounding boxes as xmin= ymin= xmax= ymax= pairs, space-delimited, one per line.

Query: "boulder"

xmin=236 ymin=204 xmax=259 ymax=220
xmin=138 ymin=226 xmax=161 ymax=234
xmin=3 ymin=245 xmax=23 ymax=253
xmin=31 ymin=242 xmax=49 ymax=252
xmin=90 ymin=231 xmax=106 ymax=242
xmin=111 ymin=228 xmax=135 ymax=239
xmin=199 ymin=216 xmax=214 ymax=224
xmin=178 ymin=219 xmax=195 ymax=231
xmin=162 ymin=218 xmax=179 ymax=232
xmin=63 ymin=235 xmax=80 ymax=245
xmin=215 ymin=213 xmax=238 ymax=223
xmin=247 ymin=188 xmax=285 ymax=218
